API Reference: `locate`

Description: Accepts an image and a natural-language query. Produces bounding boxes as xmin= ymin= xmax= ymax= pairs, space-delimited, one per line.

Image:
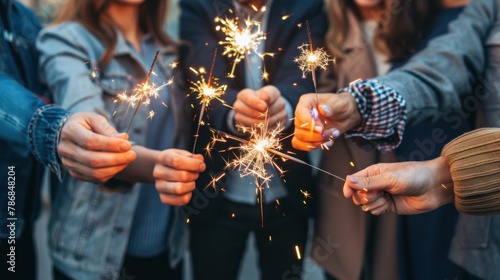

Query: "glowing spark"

xmin=169 ymin=61 xmax=179 ymax=69
xmin=231 ymin=213 xmax=236 ymax=218
xmin=282 ymin=14 xmax=291 ymax=20
xmin=215 ymin=16 xmax=273 ymax=78
xmin=441 ymin=184 xmax=448 ymax=189
xmin=189 ymin=71 xmax=227 ymax=108
xmin=269 ymin=236 xmax=272 ymax=241
xmin=300 ymin=189 xmax=313 ymax=199
xmin=90 ymin=67 xmax=99 ymax=80
xmin=215 ymin=121 xmax=285 ymax=184
xmin=294 ymin=21 xmax=335 ymax=145
xmin=295 ymin=245 xmax=302 ymax=260
xmin=147 ymin=110 xmax=155 ymax=120
xmin=120 ymin=51 xmax=174 ymax=133
xmin=189 ymin=49 xmax=229 ymax=153
xmin=294 ymin=43 xmax=332 ymax=79
xmin=350 ymin=161 xmax=355 ymax=167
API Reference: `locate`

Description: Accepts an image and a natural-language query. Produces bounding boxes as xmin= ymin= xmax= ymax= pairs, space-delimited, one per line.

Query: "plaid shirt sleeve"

xmin=341 ymin=79 xmax=407 ymax=152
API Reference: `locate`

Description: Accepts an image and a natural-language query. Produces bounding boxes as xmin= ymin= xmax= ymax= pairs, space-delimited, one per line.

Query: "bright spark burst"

xmin=215 ymin=16 xmax=273 ymax=78
xmin=210 ymin=119 xmax=286 ymax=186
xmin=189 ymin=67 xmax=227 ymax=108
xmin=116 ymin=80 xmax=172 ymax=111
xmin=294 ymin=43 xmax=332 ymax=79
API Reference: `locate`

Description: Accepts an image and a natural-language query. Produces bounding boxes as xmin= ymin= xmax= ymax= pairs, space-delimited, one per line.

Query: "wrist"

xmin=429 ymin=156 xmax=455 ymax=206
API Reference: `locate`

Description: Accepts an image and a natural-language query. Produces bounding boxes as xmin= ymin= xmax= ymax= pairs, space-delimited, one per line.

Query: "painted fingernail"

xmin=320 ymin=105 xmax=331 ymax=116
xmin=331 ymin=129 xmax=341 ymax=138
xmin=324 ymin=140 xmax=334 ymax=147
xmin=310 ymin=108 xmax=319 ymax=121
xmin=321 ymin=132 xmax=327 ymax=138
xmin=348 ymin=176 xmax=358 ymax=184
xmin=361 ymin=205 xmax=369 ymax=211
xmin=314 ymin=125 xmax=323 ymax=133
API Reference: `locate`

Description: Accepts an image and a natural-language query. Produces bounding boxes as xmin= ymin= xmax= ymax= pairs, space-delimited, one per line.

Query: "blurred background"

xmin=20 ymin=0 xmax=323 ymax=279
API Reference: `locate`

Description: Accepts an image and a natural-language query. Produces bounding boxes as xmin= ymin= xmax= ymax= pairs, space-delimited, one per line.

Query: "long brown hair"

xmin=54 ymin=0 xmax=175 ymax=67
xmin=324 ymin=0 xmax=440 ymax=62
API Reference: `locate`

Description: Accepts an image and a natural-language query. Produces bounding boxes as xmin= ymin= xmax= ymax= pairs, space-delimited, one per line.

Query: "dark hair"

xmin=325 ymin=0 xmax=440 ymax=62
xmin=55 ymin=0 xmax=175 ymax=67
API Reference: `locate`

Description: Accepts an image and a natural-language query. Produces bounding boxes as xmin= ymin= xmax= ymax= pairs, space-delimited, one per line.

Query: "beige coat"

xmin=311 ymin=11 xmax=399 ymax=280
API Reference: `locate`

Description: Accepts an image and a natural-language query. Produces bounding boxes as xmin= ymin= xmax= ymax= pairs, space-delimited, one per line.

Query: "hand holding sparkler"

xmin=292 ymin=92 xmax=361 ymax=151
xmin=154 ymin=149 xmax=206 ymax=206
xmin=233 ymin=85 xmax=287 ymax=127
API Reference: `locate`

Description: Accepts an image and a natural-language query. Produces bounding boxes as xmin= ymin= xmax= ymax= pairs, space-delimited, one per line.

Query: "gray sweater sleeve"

xmin=377 ymin=0 xmax=498 ymax=126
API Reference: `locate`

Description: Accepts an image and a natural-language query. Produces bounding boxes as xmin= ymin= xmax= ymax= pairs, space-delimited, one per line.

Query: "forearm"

xmin=113 ymin=145 xmax=160 ymax=183
xmin=378 ymin=0 xmax=493 ymax=125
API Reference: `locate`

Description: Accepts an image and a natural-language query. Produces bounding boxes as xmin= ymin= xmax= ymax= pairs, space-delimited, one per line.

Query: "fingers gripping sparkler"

xmin=294 ymin=21 xmax=335 ymax=146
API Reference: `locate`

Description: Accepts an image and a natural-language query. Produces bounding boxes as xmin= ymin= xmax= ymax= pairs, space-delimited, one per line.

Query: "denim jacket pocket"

xmin=456 ymin=215 xmax=492 ymax=249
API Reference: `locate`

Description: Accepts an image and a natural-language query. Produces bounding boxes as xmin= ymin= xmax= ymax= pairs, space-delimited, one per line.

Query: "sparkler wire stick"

xmin=192 ymin=49 xmax=219 ymax=153
xmin=209 ymin=128 xmax=345 ymax=182
xmin=126 ymin=51 xmax=160 ymax=134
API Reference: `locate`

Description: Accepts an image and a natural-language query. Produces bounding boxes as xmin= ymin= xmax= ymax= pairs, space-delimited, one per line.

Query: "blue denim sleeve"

xmin=0 ymin=73 xmax=46 ymax=155
xmin=28 ymin=104 xmax=70 ymax=180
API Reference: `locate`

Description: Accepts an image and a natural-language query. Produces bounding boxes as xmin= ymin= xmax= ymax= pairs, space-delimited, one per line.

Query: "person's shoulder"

xmin=38 ymin=22 xmax=103 ymax=48
xmin=41 ymin=21 xmax=90 ymax=37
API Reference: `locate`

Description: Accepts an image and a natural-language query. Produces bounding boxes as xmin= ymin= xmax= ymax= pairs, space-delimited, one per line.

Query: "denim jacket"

xmin=0 ymin=0 xmax=68 ymax=238
xmin=37 ymin=22 xmax=190 ymax=279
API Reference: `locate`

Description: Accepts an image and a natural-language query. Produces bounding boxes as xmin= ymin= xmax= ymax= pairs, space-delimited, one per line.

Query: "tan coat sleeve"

xmin=441 ymin=128 xmax=500 ymax=215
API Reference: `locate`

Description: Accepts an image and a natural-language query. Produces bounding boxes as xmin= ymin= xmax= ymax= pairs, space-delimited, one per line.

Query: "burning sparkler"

xmin=190 ymin=49 xmax=229 ymax=153
xmin=294 ymin=21 xmax=335 ymax=144
xmin=215 ymin=15 xmax=273 ymax=79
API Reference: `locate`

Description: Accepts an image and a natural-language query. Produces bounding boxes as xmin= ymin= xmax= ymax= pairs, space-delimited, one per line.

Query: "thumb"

xmin=343 ymin=174 xmax=386 ymax=198
xmin=86 ymin=113 xmax=121 ymax=137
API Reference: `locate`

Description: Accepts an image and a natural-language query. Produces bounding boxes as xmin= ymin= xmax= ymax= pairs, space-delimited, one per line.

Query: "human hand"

xmin=58 ymin=112 xmax=137 ymax=183
xmin=153 ymin=149 xmax=206 ymax=206
xmin=234 ymin=85 xmax=287 ymax=127
xmin=343 ymin=157 xmax=455 ymax=215
xmin=292 ymin=92 xmax=361 ymax=151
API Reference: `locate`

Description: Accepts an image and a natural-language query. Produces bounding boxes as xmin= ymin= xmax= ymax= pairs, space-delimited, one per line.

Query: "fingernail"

xmin=321 ymin=132 xmax=326 ymax=138
xmin=361 ymin=205 xmax=369 ymax=212
xmin=126 ymin=151 xmax=136 ymax=161
xmin=320 ymin=105 xmax=331 ymax=116
xmin=314 ymin=125 xmax=323 ymax=133
xmin=119 ymin=142 xmax=131 ymax=151
xmin=348 ymin=176 xmax=358 ymax=184
xmin=331 ymin=129 xmax=340 ymax=138
xmin=310 ymin=108 xmax=319 ymax=121
xmin=324 ymin=140 xmax=333 ymax=147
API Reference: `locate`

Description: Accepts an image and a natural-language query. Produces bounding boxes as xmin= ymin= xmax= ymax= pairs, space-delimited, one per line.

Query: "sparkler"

xmin=125 ymin=51 xmax=160 ymax=133
xmin=294 ymin=21 xmax=335 ymax=144
xmin=209 ymin=117 xmax=345 ymax=188
xmin=190 ymin=49 xmax=229 ymax=153
xmin=294 ymin=21 xmax=333 ymax=94
xmin=215 ymin=14 xmax=273 ymax=79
